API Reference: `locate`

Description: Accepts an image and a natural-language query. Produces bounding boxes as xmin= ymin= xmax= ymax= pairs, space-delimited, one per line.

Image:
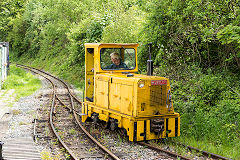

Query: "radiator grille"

xmin=137 ymin=81 xmax=168 ymax=115
xmin=150 ymin=85 xmax=166 ymax=107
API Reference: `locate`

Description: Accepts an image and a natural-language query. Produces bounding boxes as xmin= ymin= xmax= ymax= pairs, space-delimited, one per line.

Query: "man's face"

xmin=111 ymin=57 xmax=120 ymax=65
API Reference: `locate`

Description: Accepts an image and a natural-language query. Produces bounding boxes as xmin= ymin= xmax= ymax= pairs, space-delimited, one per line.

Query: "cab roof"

xmin=84 ymin=43 xmax=139 ymax=48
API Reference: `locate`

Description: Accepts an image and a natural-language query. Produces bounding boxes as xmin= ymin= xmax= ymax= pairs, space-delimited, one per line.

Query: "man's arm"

xmin=104 ymin=64 xmax=114 ymax=69
xmin=121 ymin=63 xmax=128 ymax=69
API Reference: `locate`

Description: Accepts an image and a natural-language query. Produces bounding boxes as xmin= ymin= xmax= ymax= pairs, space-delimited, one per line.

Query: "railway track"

xmin=16 ymin=64 xmax=231 ymax=160
xmin=17 ymin=64 xmax=120 ymax=160
xmin=138 ymin=142 xmax=191 ymax=160
xmin=173 ymin=141 xmax=231 ymax=160
xmin=138 ymin=141 xmax=231 ymax=160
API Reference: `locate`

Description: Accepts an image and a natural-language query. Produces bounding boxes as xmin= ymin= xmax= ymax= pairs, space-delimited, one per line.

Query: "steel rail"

xmin=55 ymin=89 xmax=120 ymax=160
xmin=55 ymin=95 xmax=72 ymax=111
xmin=49 ymin=79 xmax=79 ymax=159
xmin=16 ymin=64 xmax=79 ymax=160
xmin=16 ymin=64 xmax=120 ymax=160
xmin=53 ymin=71 xmax=192 ymax=160
xmin=46 ymin=70 xmax=121 ymax=160
xmin=42 ymin=67 xmax=232 ymax=160
xmin=58 ymin=93 xmax=120 ymax=160
xmin=138 ymin=142 xmax=191 ymax=160
xmin=174 ymin=142 xmax=231 ymax=160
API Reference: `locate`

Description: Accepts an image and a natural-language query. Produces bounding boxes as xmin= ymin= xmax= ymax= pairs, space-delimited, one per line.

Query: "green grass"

xmin=13 ymin=50 xmax=85 ymax=90
xmin=40 ymin=150 xmax=60 ymax=160
xmin=2 ymin=64 xmax=41 ymax=101
xmin=173 ymin=136 xmax=240 ymax=159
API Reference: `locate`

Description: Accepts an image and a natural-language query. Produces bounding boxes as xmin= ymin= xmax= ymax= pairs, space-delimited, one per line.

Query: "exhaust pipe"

xmin=147 ymin=42 xmax=153 ymax=76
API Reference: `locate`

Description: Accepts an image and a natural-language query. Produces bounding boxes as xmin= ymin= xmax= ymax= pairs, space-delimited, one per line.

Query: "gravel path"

xmin=0 ymin=75 xmax=51 ymax=158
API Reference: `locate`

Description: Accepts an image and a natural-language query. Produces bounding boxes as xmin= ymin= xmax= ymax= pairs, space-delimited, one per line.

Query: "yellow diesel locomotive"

xmin=81 ymin=43 xmax=180 ymax=141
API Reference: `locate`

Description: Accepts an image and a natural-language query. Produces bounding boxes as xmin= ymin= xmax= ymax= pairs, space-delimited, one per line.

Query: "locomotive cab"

xmin=82 ymin=43 xmax=180 ymax=141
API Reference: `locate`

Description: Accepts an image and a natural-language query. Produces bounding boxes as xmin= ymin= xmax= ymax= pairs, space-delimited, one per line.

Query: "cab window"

xmin=100 ymin=48 xmax=136 ymax=70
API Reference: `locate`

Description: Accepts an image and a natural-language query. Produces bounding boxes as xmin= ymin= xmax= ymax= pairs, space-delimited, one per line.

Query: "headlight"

xmin=138 ymin=81 xmax=145 ymax=88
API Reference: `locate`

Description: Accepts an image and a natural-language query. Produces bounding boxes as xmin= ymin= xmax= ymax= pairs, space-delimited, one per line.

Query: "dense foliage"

xmin=1 ymin=0 xmax=240 ymax=158
xmin=2 ymin=0 xmax=145 ymax=84
xmin=141 ymin=0 xmax=240 ymax=72
xmin=173 ymin=69 xmax=240 ymax=152
xmin=0 ymin=0 xmax=25 ymax=41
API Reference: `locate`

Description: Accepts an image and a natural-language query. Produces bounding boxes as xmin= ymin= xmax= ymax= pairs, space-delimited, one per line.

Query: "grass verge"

xmin=2 ymin=64 xmax=41 ymax=101
xmin=173 ymin=136 xmax=240 ymax=159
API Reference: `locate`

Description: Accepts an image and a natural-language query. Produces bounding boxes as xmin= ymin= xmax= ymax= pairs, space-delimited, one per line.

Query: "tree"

xmin=142 ymin=0 xmax=240 ymax=72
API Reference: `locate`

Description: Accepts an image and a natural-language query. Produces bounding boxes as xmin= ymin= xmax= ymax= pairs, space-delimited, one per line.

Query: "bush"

xmin=141 ymin=0 xmax=240 ymax=72
xmin=172 ymin=67 xmax=240 ymax=146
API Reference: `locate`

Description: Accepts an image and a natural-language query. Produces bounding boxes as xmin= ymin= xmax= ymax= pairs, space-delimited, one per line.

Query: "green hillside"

xmin=1 ymin=0 xmax=239 ymax=158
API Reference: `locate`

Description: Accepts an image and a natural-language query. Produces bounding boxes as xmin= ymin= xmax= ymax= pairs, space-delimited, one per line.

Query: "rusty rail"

xmin=138 ymin=142 xmax=191 ymax=160
xmin=17 ymin=64 xmax=79 ymax=159
xmin=17 ymin=64 xmax=120 ymax=160
xmin=175 ymin=142 xmax=231 ymax=160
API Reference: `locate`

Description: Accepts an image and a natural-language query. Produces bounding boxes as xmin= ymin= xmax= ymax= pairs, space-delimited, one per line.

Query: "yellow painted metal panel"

xmin=120 ymin=84 xmax=133 ymax=115
xmin=96 ymin=80 xmax=109 ymax=108
xmin=136 ymin=121 xmax=144 ymax=141
xmin=128 ymin=121 xmax=134 ymax=141
xmin=132 ymin=83 xmax=138 ymax=117
xmin=85 ymin=47 xmax=95 ymax=100
xmin=137 ymin=78 xmax=174 ymax=117
xmin=85 ymin=43 xmax=139 ymax=48
xmin=177 ymin=116 xmax=180 ymax=136
xmin=109 ymin=82 xmax=121 ymax=111
xmin=167 ymin=118 xmax=176 ymax=137
xmin=99 ymin=113 xmax=108 ymax=121
xmin=121 ymin=117 xmax=131 ymax=130
xmin=81 ymin=103 xmax=88 ymax=122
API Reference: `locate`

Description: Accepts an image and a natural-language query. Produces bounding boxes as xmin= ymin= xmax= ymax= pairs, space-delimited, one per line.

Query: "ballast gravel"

xmin=1 ymin=76 xmax=50 ymax=154
xmin=0 ymin=72 xmax=177 ymax=160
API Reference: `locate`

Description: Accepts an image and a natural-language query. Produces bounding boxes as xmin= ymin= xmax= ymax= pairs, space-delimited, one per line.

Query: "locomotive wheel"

xmin=110 ymin=119 xmax=118 ymax=131
xmin=91 ymin=113 xmax=99 ymax=124
xmin=101 ymin=121 xmax=110 ymax=129
xmin=118 ymin=128 xmax=127 ymax=136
